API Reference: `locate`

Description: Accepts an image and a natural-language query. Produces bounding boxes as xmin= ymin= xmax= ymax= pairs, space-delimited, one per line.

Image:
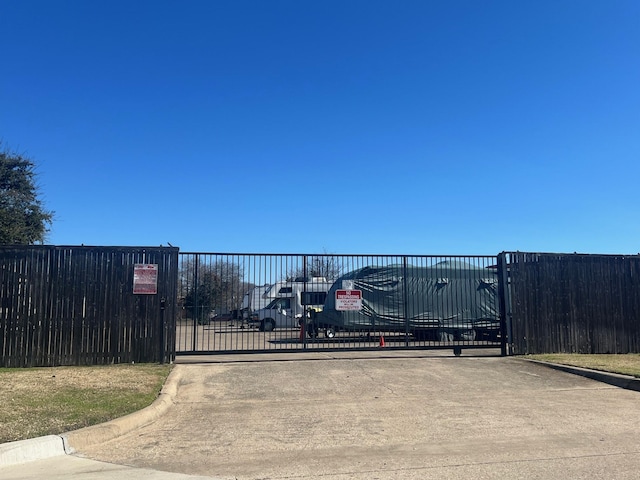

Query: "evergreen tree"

xmin=0 ymin=146 xmax=54 ymax=244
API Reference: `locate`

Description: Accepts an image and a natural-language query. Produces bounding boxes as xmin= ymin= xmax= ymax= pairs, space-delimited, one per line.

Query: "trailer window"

xmin=302 ymin=292 xmax=328 ymax=306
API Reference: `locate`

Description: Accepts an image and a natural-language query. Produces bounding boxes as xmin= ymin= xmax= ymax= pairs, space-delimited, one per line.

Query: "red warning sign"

xmin=133 ymin=264 xmax=158 ymax=294
xmin=335 ymin=289 xmax=363 ymax=311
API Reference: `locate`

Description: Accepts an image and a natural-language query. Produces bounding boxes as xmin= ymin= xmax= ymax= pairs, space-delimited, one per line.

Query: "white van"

xmin=250 ymin=277 xmax=332 ymax=331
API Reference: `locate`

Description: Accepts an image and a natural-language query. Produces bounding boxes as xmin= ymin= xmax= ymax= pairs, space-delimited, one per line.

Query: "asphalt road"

xmin=174 ymin=319 xmax=501 ymax=354
xmin=64 ymin=351 xmax=640 ymax=480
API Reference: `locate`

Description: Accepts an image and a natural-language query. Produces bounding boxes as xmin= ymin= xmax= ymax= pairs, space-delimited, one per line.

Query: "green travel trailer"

xmin=307 ymin=261 xmax=500 ymax=341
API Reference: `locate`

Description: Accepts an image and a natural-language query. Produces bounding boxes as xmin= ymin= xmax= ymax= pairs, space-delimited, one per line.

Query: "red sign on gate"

xmin=335 ymin=289 xmax=363 ymax=311
xmin=133 ymin=264 xmax=158 ymax=294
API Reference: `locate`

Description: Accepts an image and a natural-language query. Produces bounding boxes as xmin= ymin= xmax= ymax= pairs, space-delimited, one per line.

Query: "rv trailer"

xmin=308 ymin=261 xmax=500 ymax=341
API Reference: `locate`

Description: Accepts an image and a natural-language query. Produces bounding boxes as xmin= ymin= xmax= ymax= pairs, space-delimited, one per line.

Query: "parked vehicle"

xmin=250 ymin=277 xmax=333 ymax=331
xmin=307 ymin=261 xmax=500 ymax=341
xmin=240 ymin=284 xmax=273 ymax=321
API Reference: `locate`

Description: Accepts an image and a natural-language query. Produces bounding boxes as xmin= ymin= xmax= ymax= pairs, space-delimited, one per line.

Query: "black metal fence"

xmin=0 ymin=246 xmax=178 ymax=367
xmin=176 ymin=253 xmax=505 ymax=354
xmin=502 ymin=252 xmax=640 ymax=354
xmin=8 ymin=247 xmax=638 ymax=365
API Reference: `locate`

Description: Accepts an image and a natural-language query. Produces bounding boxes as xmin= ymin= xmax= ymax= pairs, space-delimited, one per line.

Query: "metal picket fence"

xmin=175 ymin=253 xmax=505 ymax=355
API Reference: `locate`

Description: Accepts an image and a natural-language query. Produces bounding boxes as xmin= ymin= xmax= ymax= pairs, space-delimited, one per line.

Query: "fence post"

xmin=159 ymin=297 xmax=166 ymax=363
xmin=497 ymin=252 xmax=512 ymax=356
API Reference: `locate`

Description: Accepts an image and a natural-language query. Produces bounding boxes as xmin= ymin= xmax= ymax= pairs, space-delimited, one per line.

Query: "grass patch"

xmin=0 ymin=363 xmax=172 ymax=444
xmin=525 ymin=354 xmax=640 ymax=378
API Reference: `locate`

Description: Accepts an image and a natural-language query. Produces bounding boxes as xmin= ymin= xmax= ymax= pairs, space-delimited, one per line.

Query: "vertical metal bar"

xmin=402 ymin=256 xmax=409 ymax=347
xmin=192 ymin=255 xmax=198 ymax=353
xmin=302 ymin=255 xmax=307 ymax=349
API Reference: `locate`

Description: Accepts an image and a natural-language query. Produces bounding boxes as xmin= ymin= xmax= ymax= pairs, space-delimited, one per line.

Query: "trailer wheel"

xmin=261 ymin=319 xmax=275 ymax=332
xmin=325 ymin=327 xmax=336 ymax=338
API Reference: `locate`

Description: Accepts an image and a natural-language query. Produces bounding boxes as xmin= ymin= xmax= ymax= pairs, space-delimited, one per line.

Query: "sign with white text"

xmin=335 ymin=289 xmax=363 ymax=311
xmin=133 ymin=264 xmax=158 ymax=294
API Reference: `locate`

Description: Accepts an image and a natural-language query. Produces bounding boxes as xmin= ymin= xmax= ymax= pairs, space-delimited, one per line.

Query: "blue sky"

xmin=1 ymin=1 xmax=639 ymax=255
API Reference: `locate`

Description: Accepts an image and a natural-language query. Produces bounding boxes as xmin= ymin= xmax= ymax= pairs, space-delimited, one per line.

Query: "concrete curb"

xmin=523 ymin=359 xmax=640 ymax=392
xmin=0 ymin=366 xmax=182 ymax=467
xmin=0 ymin=435 xmax=66 ymax=467
xmin=62 ymin=366 xmax=182 ymax=453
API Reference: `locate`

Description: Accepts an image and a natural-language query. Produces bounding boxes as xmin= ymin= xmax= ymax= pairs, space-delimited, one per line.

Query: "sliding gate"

xmin=175 ymin=253 xmax=507 ymax=355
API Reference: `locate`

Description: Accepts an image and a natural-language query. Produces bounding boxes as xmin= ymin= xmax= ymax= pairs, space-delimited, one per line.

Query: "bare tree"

xmin=181 ymin=257 xmax=243 ymax=323
xmin=287 ymin=255 xmax=343 ymax=282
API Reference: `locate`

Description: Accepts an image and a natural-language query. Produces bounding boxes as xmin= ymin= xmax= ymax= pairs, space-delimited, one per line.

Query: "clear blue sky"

xmin=1 ymin=1 xmax=638 ymax=255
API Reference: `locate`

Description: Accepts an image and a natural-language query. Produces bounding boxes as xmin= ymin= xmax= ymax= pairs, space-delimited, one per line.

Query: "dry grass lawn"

xmin=526 ymin=353 xmax=640 ymax=378
xmin=0 ymin=364 xmax=172 ymax=444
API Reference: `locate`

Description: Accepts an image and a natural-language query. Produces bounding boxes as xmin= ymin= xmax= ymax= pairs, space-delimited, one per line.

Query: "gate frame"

xmin=175 ymin=252 xmax=511 ymax=357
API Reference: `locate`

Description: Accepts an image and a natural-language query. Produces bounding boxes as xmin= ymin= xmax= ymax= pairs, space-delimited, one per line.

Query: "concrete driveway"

xmin=5 ymin=350 xmax=640 ymax=479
